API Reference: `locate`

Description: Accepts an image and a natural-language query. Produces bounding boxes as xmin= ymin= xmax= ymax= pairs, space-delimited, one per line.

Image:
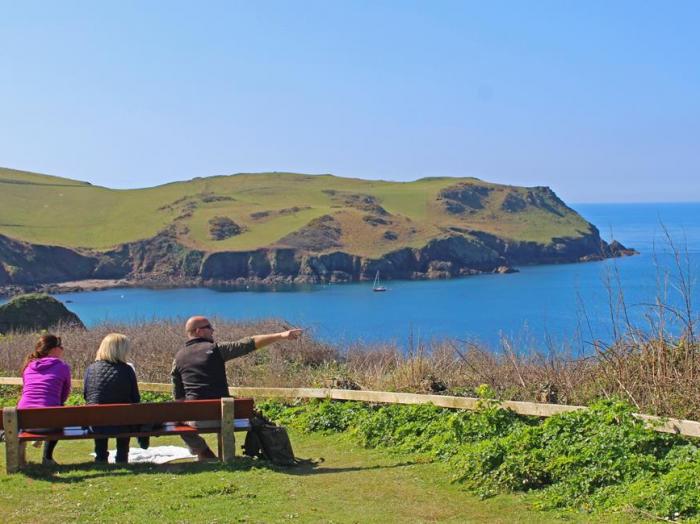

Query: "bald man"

xmin=172 ymin=315 xmax=302 ymax=461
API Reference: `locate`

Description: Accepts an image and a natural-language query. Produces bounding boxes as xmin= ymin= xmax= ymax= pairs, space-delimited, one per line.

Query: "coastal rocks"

xmin=201 ymin=251 xmax=251 ymax=279
xmin=606 ymin=240 xmax=637 ymax=257
xmin=104 ymin=229 xmax=204 ymax=278
xmin=0 ymin=293 xmax=84 ymax=334
xmin=0 ymin=234 xmax=96 ymax=284
xmin=466 ymin=226 xmax=615 ymax=265
xmin=270 ymin=249 xmax=301 ymax=275
xmin=427 ymin=260 xmax=453 ymax=279
xmin=0 ymin=219 xmax=635 ymax=293
xmin=417 ymin=236 xmax=502 ymax=272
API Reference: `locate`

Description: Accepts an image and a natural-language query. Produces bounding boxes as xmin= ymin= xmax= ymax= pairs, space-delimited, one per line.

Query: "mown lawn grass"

xmin=0 ymin=430 xmax=638 ymax=523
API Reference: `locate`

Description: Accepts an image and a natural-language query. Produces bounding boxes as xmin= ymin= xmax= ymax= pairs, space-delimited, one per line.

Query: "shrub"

xmin=258 ymin=397 xmax=700 ymax=520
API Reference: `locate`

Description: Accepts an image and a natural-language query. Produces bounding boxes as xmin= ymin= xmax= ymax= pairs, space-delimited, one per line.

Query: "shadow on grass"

xmin=19 ymin=456 xmax=418 ymax=483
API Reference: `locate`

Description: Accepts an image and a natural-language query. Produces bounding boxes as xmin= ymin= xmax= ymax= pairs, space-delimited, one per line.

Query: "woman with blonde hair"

xmin=83 ymin=333 xmax=140 ymax=463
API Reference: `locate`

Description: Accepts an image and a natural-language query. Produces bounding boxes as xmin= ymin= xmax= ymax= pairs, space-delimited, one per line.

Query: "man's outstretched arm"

xmin=217 ymin=329 xmax=303 ymax=362
xmin=251 ymin=329 xmax=303 ymax=349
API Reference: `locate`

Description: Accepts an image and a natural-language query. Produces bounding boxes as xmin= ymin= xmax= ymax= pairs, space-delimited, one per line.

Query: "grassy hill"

xmin=0 ymin=167 xmax=592 ymax=258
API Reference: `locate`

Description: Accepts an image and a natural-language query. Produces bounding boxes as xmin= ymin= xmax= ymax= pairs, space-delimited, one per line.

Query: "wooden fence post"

xmin=220 ymin=398 xmax=236 ymax=463
xmin=3 ymin=407 xmax=20 ymax=474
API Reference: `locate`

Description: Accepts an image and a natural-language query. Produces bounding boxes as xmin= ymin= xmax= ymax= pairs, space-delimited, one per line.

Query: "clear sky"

xmin=1 ymin=1 xmax=698 ymax=202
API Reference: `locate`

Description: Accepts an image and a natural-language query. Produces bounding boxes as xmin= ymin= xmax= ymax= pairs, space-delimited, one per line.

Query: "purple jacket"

xmin=18 ymin=357 xmax=72 ymax=409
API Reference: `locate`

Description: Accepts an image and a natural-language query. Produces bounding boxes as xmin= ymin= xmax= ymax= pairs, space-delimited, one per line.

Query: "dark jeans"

xmin=94 ymin=437 xmax=130 ymax=463
xmin=42 ymin=440 xmax=58 ymax=461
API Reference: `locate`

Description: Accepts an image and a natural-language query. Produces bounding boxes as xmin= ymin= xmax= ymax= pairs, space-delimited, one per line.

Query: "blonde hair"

xmin=95 ymin=333 xmax=130 ymax=363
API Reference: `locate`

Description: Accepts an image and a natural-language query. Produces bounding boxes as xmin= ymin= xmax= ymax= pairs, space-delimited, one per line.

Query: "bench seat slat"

xmin=14 ymin=398 xmax=254 ymax=429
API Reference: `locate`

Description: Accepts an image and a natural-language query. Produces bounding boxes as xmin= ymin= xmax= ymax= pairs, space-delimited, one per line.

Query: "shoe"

xmin=42 ymin=458 xmax=58 ymax=466
xmin=196 ymin=448 xmax=219 ymax=463
xmin=137 ymin=436 xmax=150 ymax=450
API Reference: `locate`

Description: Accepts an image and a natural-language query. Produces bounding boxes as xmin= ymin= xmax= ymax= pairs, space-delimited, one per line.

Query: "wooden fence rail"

xmin=2 ymin=376 xmax=700 ymax=438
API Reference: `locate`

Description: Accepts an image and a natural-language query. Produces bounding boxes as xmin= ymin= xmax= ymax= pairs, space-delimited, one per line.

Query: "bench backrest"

xmin=0 ymin=398 xmax=254 ymax=429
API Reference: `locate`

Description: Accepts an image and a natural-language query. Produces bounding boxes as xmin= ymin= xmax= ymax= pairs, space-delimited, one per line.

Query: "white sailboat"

xmin=372 ymin=270 xmax=387 ymax=292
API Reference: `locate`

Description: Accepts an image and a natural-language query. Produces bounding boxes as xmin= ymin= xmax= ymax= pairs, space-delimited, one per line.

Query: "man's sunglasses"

xmin=198 ymin=324 xmax=213 ymax=330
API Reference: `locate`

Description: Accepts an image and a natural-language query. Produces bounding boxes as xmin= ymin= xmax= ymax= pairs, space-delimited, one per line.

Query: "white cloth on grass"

xmin=90 ymin=445 xmax=196 ymax=464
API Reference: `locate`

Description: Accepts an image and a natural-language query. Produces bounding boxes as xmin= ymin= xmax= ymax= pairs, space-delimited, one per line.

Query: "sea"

xmin=6 ymin=203 xmax=700 ymax=352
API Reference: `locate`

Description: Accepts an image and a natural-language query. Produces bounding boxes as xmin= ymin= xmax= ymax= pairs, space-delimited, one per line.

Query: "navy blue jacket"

xmin=84 ymin=360 xmax=140 ymax=434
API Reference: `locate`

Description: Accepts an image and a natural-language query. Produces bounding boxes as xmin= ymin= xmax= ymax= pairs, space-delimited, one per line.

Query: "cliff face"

xmin=0 ymin=224 xmax=634 ymax=291
xmin=0 ymin=234 xmax=96 ymax=284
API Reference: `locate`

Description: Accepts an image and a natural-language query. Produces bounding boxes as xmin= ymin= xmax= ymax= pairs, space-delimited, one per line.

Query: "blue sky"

xmin=1 ymin=1 xmax=698 ymax=202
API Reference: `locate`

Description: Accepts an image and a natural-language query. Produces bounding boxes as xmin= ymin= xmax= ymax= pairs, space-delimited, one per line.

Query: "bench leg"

xmin=2 ymin=408 xmax=21 ymax=474
xmin=18 ymin=442 xmax=27 ymax=467
xmin=220 ymin=398 xmax=236 ymax=463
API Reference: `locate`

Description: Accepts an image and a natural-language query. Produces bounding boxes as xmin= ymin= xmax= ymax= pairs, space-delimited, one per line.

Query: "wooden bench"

xmin=1 ymin=397 xmax=254 ymax=473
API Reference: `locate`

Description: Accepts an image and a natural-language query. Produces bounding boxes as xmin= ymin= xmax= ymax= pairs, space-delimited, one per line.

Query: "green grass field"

xmin=0 ymin=430 xmax=639 ymax=523
xmin=0 ymin=167 xmax=592 ymax=257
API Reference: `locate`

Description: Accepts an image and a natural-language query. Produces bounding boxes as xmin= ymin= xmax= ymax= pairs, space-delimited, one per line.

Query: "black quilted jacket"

xmin=83 ymin=360 xmax=140 ymax=405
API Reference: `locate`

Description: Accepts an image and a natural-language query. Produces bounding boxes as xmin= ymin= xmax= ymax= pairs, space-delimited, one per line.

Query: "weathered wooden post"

xmin=3 ymin=407 xmax=21 ymax=474
xmin=220 ymin=398 xmax=236 ymax=463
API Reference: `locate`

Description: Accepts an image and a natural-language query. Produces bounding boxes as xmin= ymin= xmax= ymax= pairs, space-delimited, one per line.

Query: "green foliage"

xmin=258 ymin=397 xmax=700 ymax=520
xmin=0 ymin=384 xmax=20 ymax=407
xmin=140 ymin=391 xmax=172 ymax=403
xmin=258 ymin=398 xmax=368 ymax=434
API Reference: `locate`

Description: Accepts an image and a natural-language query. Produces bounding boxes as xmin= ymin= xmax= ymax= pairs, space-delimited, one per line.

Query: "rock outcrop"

xmin=0 ymin=293 xmax=84 ymax=333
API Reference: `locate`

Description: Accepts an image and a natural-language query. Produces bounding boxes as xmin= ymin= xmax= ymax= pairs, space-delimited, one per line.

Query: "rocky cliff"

xmin=0 ymin=225 xmax=635 ymax=293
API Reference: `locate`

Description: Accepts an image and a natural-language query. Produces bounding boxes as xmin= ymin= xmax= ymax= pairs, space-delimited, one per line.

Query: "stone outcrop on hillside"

xmin=0 ymin=293 xmax=84 ymax=333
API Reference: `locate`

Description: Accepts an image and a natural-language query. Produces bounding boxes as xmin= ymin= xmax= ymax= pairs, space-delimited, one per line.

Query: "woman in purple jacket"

xmin=18 ymin=334 xmax=72 ymax=465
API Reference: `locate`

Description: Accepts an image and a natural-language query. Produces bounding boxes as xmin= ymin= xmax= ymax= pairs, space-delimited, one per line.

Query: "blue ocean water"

xmin=7 ymin=203 xmax=700 ymax=350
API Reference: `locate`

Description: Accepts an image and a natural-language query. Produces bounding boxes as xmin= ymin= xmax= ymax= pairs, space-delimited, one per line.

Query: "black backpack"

xmin=243 ymin=414 xmax=297 ymax=466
